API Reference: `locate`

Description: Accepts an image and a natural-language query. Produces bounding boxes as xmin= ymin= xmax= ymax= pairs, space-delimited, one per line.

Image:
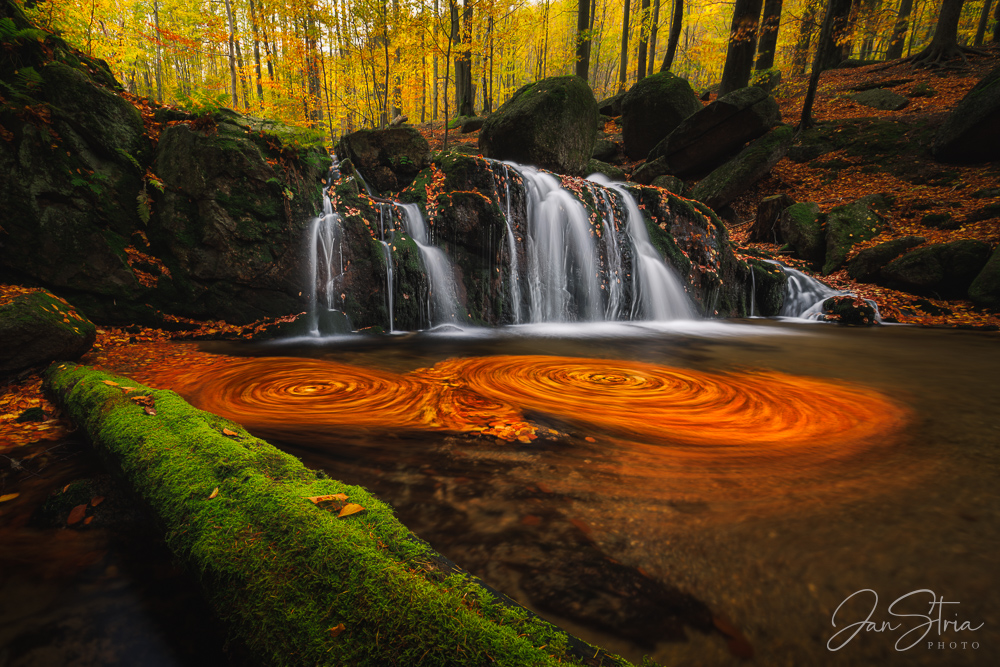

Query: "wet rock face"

xmin=847 ymin=236 xmax=926 ymax=283
xmin=969 ymin=244 xmax=1000 ymax=310
xmin=881 ymin=240 xmax=992 ymax=298
xmin=821 ymin=295 xmax=877 ymax=326
xmin=0 ymin=289 xmax=96 ymax=375
xmin=336 ymin=127 xmax=431 ymax=193
xmin=478 ymin=75 xmax=598 ymax=176
xmin=619 ymin=72 xmax=702 ymax=161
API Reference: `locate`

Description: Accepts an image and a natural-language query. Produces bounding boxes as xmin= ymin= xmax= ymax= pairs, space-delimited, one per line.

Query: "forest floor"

xmin=3 ymin=50 xmax=1000 ymax=488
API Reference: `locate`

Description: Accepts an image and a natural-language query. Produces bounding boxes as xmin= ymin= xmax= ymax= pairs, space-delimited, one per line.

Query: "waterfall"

xmin=770 ymin=261 xmax=882 ymax=321
xmin=376 ymin=202 xmax=395 ymax=332
xmin=306 ymin=162 xmax=348 ymax=335
xmin=588 ymin=174 xmax=693 ymax=321
xmin=397 ymin=203 xmax=461 ymax=327
xmin=492 ymin=163 xmax=523 ymax=324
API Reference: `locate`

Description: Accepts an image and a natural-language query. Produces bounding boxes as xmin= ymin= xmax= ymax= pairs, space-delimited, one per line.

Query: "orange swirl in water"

xmin=419 ymin=355 xmax=908 ymax=454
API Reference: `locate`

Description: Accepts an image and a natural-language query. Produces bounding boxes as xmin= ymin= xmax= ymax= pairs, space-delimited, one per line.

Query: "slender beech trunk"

xmin=718 ymin=0 xmax=764 ymax=96
xmin=637 ymin=0 xmax=650 ymax=80
xmin=660 ymin=0 xmax=683 ymax=72
xmin=648 ymin=0 xmax=660 ymax=76
xmin=619 ymin=0 xmax=631 ymax=91
xmin=755 ymin=0 xmax=783 ymax=70
xmin=576 ymin=0 xmax=591 ymax=79
xmin=974 ymin=0 xmax=993 ymax=46
xmin=153 ymin=0 xmax=163 ymax=102
xmin=223 ymin=0 xmax=239 ymax=108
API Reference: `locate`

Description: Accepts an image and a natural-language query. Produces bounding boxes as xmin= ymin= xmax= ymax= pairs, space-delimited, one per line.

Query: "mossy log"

xmin=44 ymin=365 xmax=631 ymax=667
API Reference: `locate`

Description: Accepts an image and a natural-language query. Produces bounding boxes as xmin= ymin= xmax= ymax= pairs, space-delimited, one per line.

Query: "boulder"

xmin=748 ymin=259 xmax=788 ymax=316
xmin=650 ymin=175 xmax=686 ymax=195
xmin=779 ymin=202 xmax=825 ymax=267
xmin=620 ymin=72 xmax=702 ymax=160
xmin=821 ymin=296 xmax=877 ymax=326
xmin=933 ymin=63 xmax=1000 ymax=163
xmin=648 ymin=86 xmax=781 ymax=177
xmin=337 ymin=127 xmax=431 ymax=193
xmin=749 ymin=193 xmax=794 ymax=243
xmin=597 ymin=91 xmax=626 ymax=117
xmin=881 ymin=240 xmax=992 ymax=297
xmin=592 ymin=138 xmax=621 ymax=163
xmin=969 ymin=244 xmax=1000 ymax=310
xmin=688 ymin=124 xmax=793 ymax=212
xmin=479 ymin=76 xmax=597 ymax=176
xmin=585 ymin=159 xmax=625 ymax=181
xmin=460 ymin=117 xmax=485 ymax=133
xmin=0 ymin=289 xmax=96 ymax=375
xmin=631 ymin=156 xmax=670 ymax=184
xmin=847 ymin=236 xmax=926 ymax=283
xmin=751 ymin=69 xmax=782 ymax=94
xmin=822 ymin=195 xmax=888 ymax=275
xmin=848 ymin=89 xmax=909 ymax=111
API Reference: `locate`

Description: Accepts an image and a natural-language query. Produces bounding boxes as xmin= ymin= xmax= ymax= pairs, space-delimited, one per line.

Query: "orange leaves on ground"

xmin=222 ymin=427 xmax=238 ymax=437
xmin=102 ymin=380 xmax=119 ymax=387
xmin=328 ymin=623 xmax=346 ymax=637
xmin=307 ymin=493 xmax=348 ymax=504
xmin=66 ymin=504 xmax=88 ymax=525
xmin=0 ymin=493 xmax=20 ymax=503
xmin=90 ymin=496 xmax=104 ymax=507
xmin=337 ymin=503 xmax=365 ymax=518
xmin=208 ymin=487 xmax=219 ymax=499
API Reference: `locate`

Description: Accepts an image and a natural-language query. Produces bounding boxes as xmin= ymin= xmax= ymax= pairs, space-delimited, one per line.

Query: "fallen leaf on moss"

xmin=222 ymin=428 xmax=238 ymax=436
xmin=90 ymin=496 xmax=104 ymax=507
xmin=308 ymin=493 xmax=348 ymax=504
xmin=144 ymin=406 xmax=157 ymax=416
xmin=121 ymin=386 xmax=136 ymax=393
xmin=0 ymin=493 xmax=19 ymax=502
xmin=102 ymin=380 xmax=119 ymax=387
xmin=329 ymin=623 xmax=345 ymax=637
xmin=208 ymin=487 xmax=219 ymax=499
xmin=338 ymin=503 xmax=364 ymax=518
xmin=67 ymin=504 xmax=87 ymax=525
xmin=84 ymin=516 xmax=93 ymax=525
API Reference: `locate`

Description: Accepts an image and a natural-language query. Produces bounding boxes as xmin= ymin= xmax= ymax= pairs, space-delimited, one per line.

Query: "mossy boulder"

xmin=648 ymin=86 xmax=781 ymax=177
xmin=822 ymin=195 xmax=888 ymax=275
xmin=821 ymin=296 xmax=877 ymax=326
xmin=748 ymin=259 xmax=788 ymax=316
xmin=969 ymin=244 xmax=1000 ymax=310
xmin=585 ymin=159 xmax=625 ymax=181
xmin=631 ymin=156 xmax=670 ymax=184
xmin=148 ymin=117 xmax=326 ymax=324
xmin=779 ymin=202 xmax=826 ymax=267
xmin=619 ymin=72 xmax=702 ymax=160
xmin=933 ymin=63 xmax=1000 ymax=163
xmin=881 ymin=240 xmax=992 ymax=298
xmin=847 ymin=236 xmax=926 ymax=283
xmin=848 ymin=89 xmax=909 ymax=111
xmin=44 ymin=365 xmax=631 ymax=667
xmin=478 ymin=75 xmax=598 ymax=176
xmin=0 ymin=289 xmax=96 ymax=375
xmin=591 ymin=138 xmax=621 ymax=163
xmin=650 ymin=174 xmax=686 ymax=195
xmin=336 ymin=127 xmax=431 ymax=193
xmin=688 ymin=124 xmax=793 ymax=213
xmin=597 ymin=91 xmax=626 ymax=117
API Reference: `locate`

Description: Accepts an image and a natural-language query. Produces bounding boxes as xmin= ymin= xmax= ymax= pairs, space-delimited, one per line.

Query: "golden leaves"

xmin=67 ymin=504 xmax=88 ymax=525
xmin=328 ymin=623 xmax=346 ymax=637
xmin=222 ymin=427 xmax=238 ymax=437
xmin=208 ymin=487 xmax=219 ymax=499
xmin=0 ymin=493 xmax=19 ymax=503
xmin=307 ymin=493 xmax=364 ymax=519
xmin=307 ymin=493 xmax=348 ymax=504
xmin=337 ymin=503 xmax=364 ymax=518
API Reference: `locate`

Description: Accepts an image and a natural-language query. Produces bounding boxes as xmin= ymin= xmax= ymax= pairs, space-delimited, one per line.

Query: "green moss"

xmin=43 ymin=366 xmax=628 ymax=667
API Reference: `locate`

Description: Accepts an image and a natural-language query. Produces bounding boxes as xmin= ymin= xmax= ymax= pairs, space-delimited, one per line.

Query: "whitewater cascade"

xmin=306 ymin=160 xmax=347 ymax=335
xmin=397 ymin=203 xmax=462 ymax=327
xmin=771 ymin=261 xmax=882 ymax=321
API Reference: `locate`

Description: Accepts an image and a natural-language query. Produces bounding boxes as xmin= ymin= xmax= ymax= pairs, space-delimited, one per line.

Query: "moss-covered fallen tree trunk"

xmin=45 ymin=364 xmax=632 ymax=667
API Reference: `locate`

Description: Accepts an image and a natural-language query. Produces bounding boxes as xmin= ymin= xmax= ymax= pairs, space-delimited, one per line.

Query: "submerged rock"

xmin=0 ymin=289 xmax=96 ymax=375
xmin=620 ymin=72 xmax=702 ymax=160
xmin=479 ymin=75 xmax=598 ymax=175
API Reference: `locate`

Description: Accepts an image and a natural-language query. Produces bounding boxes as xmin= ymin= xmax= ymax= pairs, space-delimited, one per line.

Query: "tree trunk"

xmin=994 ymin=0 xmax=1000 ymax=43
xmin=454 ymin=0 xmax=474 ymax=117
xmin=755 ymin=0 xmax=783 ymax=70
xmin=660 ymin=0 xmax=683 ymax=71
xmin=791 ymin=3 xmax=817 ymax=76
xmin=718 ymin=0 xmax=765 ymax=97
xmin=974 ymin=0 xmax=994 ymax=46
xmin=816 ymin=0 xmax=854 ymax=71
xmin=153 ymin=0 xmax=163 ymax=102
xmin=249 ymin=0 xmax=264 ymax=105
xmin=223 ymin=0 xmax=238 ymax=108
xmin=799 ymin=0 xmax=841 ymax=130
xmin=576 ymin=0 xmax=591 ymax=79
xmin=433 ymin=0 xmax=439 ymax=120
xmin=912 ymin=0 xmax=974 ymax=67
xmin=637 ymin=0 xmax=650 ymax=81
xmin=886 ymin=0 xmax=914 ymax=59
xmin=619 ymin=0 xmax=631 ymax=91
xmin=648 ymin=0 xmax=660 ymax=76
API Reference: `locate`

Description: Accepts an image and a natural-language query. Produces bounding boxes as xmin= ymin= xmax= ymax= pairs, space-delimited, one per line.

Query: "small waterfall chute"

xmin=769 ymin=261 xmax=882 ymax=322
xmin=397 ymin=203 xmax=461 ymax=327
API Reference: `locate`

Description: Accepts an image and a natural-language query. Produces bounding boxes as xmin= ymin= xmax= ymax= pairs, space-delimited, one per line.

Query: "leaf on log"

xmin=102 ymin=380 xmax=119 ymax=387
xmin=208 ymin=487 xmax=219 ymax=499
xmin=90 ymin=496 xmax=105 ymax=507
xmin=338 ymin=503 xmax=364 ymax=518
xmin=67 ymin=504 xmax=87 ymax=525
xmin=222 ymin=428 xmax=238 ymax=437
xmin=307 ymin=493 xmax=348 ymax=504
xmin=0 ymin=493 xmax=19 ymax=502
xmin=329 ymin=623 xmax=345 ymax=637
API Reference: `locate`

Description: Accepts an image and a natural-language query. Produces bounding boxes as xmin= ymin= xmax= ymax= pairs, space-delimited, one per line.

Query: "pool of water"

xmin=3 ymin=320 xmax=998 ymax=665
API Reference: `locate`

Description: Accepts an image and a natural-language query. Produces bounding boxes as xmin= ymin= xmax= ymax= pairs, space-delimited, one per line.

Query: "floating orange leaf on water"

xmin=584 ymin=436 xmax=596 ymax=443
xmin=0 ymin=493 xmax=19 ymax=502
xmin=90 ymin=496 xmax=105 ymax=507
xmin=208 ymin=487 xmax=219 ymax=499
xmin=337 ymin=503 xmax=364 ymax=518
xmin=67 ymin=504 xmax=87 ymax=525
xmin=329 ymin=623 xmax=345 ymax=637
xmin=222 ymin=428 xmax=238 ymax=436
xmin=308 ymin=493 xmax=348 ymax=504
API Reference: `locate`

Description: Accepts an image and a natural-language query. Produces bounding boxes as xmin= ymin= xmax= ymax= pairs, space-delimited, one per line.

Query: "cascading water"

xmin=397 ymin=203 xmax=461 ymax=327
xmin=306 ymin=158 xmax=348 ymax=335
xmin=376 ymin=202 xmax=395 ymax=333
xmin=492 ymin=163 xmax=524 ymax=324
xmin=588 ymin=174 xmax=693 ymax=321
xmin=769 ymin=261 xmax=882 ymax=321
